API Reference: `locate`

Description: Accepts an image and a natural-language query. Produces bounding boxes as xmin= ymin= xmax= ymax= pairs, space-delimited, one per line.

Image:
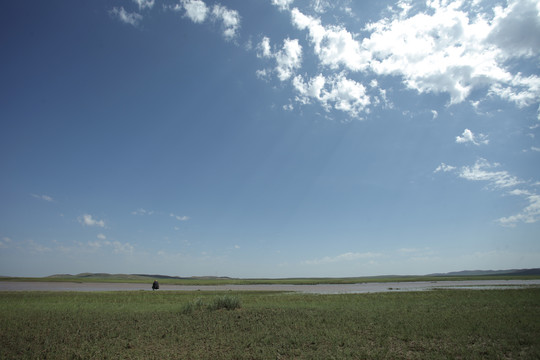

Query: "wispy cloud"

xmin=435 ymin=158 xmax=539 ymax=226
xmin=109 ymin=7 xmax=143 ymax=27
xmin=498 ymin=190 xmax=540 ymax=226
xmin=170 ymin=213 xmax=190 ymax=221
xmin=132 ymin=208 xmax=154 ymax=216
xmin=303 ymin=251 xmax=381 ymax=265
xmin=133 ymin=0 xmax=154 ymax=10
xmin=31 ymin=194 xmax=54 ymax=202
xmin=458 ymin=158 xmax=521 ymax=189
xmin=434 ymin=163 xmax=456 ymax=173
xmin=0 ymin=237 xmax=12 ymax=248
xmin=78 ymin=214 xmax=106 ymax=228
xmin=456 ymin=129 xmax=489 ymax=145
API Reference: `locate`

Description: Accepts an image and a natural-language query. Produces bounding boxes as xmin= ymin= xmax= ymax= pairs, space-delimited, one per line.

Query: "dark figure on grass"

xmin=152 ymin=280 xmax=159 ymax=291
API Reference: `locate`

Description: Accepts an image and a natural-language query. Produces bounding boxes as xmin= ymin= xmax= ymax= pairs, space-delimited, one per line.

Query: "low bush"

xmin=209 ymin=295 xmax=241 ymax=310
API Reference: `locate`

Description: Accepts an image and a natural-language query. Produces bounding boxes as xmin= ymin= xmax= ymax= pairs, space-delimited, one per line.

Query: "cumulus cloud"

xmin=174 ymin=1 xmax=240 ymax=40
xmin=78 ymin=214 xmax=106 ymax=228
xmin=291 ymin=8 xmax=370 ymax=72
xmin=293 ymin=73 xmax=370 ymax=118
xmin=257 ymin=37 xmax=303 ymax=81
xmin=109 ymin=7 xmax=143 ymax=26
xmin=211 ymin=4 xmax=241 ymax=41
xmin=456 ymin=129 xmax=489 ymax=145
xmin=272 ymin=0 xmax=294 ymax=11
xmin=286 ymin=1 xmax=540 ymax=110
xmin=97 ymin=233 xmax=107 ymax=240
xmin=175 ymin=0 xmax=208 ymax=23
xmin=487 ymin=0 xmax=540 ymax=58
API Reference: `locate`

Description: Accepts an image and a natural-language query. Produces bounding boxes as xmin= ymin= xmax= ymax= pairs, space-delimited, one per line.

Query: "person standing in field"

xmin=152 ymin=280 xmax=159 ymax=291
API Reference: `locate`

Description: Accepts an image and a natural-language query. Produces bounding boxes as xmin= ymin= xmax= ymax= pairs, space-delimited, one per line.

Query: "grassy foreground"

xmin=0 ymin=289 xmax=539 ymax=359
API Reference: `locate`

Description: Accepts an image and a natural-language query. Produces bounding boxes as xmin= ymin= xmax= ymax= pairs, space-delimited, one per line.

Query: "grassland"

xmin=1 ymin=289 xmax=539 ymax=359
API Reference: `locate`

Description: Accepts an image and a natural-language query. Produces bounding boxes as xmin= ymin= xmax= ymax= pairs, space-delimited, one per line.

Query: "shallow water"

xmin=1 ymin=279 xmax=539 ymax=294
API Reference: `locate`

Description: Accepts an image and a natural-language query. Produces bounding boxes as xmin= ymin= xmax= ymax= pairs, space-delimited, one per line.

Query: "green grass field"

xmin=1 ymin=289 xmax=539 ymax=359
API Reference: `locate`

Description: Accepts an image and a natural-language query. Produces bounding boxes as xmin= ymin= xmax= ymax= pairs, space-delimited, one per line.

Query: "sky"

xmin=1 ymin=0 xmax=539 ymax=278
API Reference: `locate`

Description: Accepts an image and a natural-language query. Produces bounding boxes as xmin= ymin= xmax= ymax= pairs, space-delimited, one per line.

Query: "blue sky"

xmin=1 ymin=0 xmax=539 ymax=277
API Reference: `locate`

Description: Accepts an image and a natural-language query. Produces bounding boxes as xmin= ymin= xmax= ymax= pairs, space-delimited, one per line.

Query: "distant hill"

xmin=46 ymin=273 xmax=233 ymax=281
xmin=43 ymin=268 xmax=540 ymax=280
xmin=427 ymin=268 xmax=540 ymax=276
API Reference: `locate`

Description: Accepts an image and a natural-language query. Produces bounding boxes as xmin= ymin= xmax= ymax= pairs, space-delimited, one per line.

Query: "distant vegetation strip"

xmin=1 ymin=269 xmax=539 ymax=285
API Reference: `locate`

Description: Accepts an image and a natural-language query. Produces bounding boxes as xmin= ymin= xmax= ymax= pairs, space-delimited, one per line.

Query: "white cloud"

xmin=255 ymin=68 xmax=270 ymax=81
xmin=176 ymin=0 xmax=208 ymax=23
xmin=431 ymin=110 xmax=438 ymax=119
xmin=291 ymin=8 xmax=370 ymax=72
xmin=132 ymin=208 xmax=154 ymax=215
xmin=0 ymin=237 xmax=12 ymax=248
xmin=133 ymin=0 xmax=154 ymax=10
xmin=498 ymin=191 xmax=540 ymax=226
xmin=293 ymin=73 xmax=370 ymax=118
xmin=487 ymin=0 xmax=540 ymax=58
xmin=272 ymin=0 xmax=294 ymax=11
xmin=31 ymin=194 xmax=54 ymax=202
xmin=456 ymin=129 xmax=489 ymax=145
xmin=303 ymin=251 xmax=381 ymax=265
xmin=110 ymin=241 xmax=134 ymax=254
xmin=97 ymin=233 xmax=107 ymax=240
xmin=458 ymin=158 xmax=522 ymax=189
xmin=434 ymin=163 xmax=456 ymax=173
xmin=287 ymin=0 xmax=540 ymax=110
xmin=257 ymin=37 xmax=302 ymax=81
xmin=170 ymin=213 xmax=190 ymax=221
xmin=26 ymin=239 xmax=52 ymax=253
xmin=531 ymin=146 xmax=540 ymax=152
xmin=211 ymin=4 xmax=241 ymax=41
xmin=436 ymin=158 xmax=540 ymax=226
xmin=88 ymin=239 xmax=133 ymax=254
xmin=110 ymin=7 xmax=143 ymax=26
xmin=78 ymin=214 xmax=106 ymax=228
xmin=173 ymin=1 xmax=240 ymax=40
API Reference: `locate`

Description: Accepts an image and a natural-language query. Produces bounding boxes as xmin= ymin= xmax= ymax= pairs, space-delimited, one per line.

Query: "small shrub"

xmin=209 ymin=295 xmax=241 ymax=310
xmin=180 ymin=297 xmax=205 ymax=314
